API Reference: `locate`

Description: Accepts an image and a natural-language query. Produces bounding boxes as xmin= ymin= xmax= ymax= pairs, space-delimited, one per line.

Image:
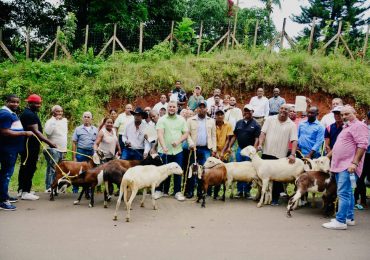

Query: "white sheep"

xmin=113 ymin=162 xmax=183 ymax=222
xmin=241 ymin=146 xmax=305 ymax=208
xmin=203 ymin=157 xmax=260 ymax=198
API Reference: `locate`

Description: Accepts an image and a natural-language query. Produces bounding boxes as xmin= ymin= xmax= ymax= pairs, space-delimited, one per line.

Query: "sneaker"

xmin=271 ymin=200 xmax=279 ymax=206
xmin=331 ymin=218 xmax=355 ymax=226
xmin=8 ymin=196 xmax=18 ymax=203
xmin=163 ymin=193 xmax=169 ymax=197
xmin=21 ymin=192 xmax=40 ymax=201
xmin=175 ymin=192 xmax=185 ymax=201
xmin=153 ymin=191 xmax=164 ymax=200
xmin=45 ymin=188 xmax=51 ymax=193
xmin=322 ymin=219 xmax=347 ymax=230
xmin=234 ymin=192 xmax=243 ymax=199
xmin=17 ymin=190 xmax=23 ymax=197
xmin=0 ymin=201 xmax=16 ymax=211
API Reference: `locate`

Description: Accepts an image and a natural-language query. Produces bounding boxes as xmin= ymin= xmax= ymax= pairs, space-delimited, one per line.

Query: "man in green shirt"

xmin=187 ymin=85 xmax=204 ymax=111
xmin=154 ymin=101 xmax=189 ymax=201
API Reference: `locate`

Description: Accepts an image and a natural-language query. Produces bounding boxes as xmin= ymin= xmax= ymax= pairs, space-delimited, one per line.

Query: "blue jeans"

xmin=187 ymin=147 xmax=211 ymax=196
xmin=335 ymin=170 xmax=357 ymax=223
xmin=121 ymin=147 xmax=144 ymax=160
xmin=156 ymin=152 xmax=183 ymax=194
xmin=236 ymin=147 xmax=251 ymax=194
xmin=73 ymin=148 xmax=94 ymax=193
xmin=0 ymin=151 xmax=18 ymax=202
xmin=43 ymin=148 xmax=63 ymax=190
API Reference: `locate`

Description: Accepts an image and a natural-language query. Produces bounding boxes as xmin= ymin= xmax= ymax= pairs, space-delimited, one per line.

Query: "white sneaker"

xmin=175 ymin=192 xmax=185 ymax=201
xmin=21 ymin=192 xmax=40 ymax=201
xmin=322 ymin=219 xmax=347 ymax=230
xmin=331 ymin=218 xmax=355 ymax=226
xmin=153 ymin=191 xmax=163 ymax=200
xmin=17 ymin=190 xmax=23 ymax=197
xmin=45 ymin=188 xmax=51 ymax=193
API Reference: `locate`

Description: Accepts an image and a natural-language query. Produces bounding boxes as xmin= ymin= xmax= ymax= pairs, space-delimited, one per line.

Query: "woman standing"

xmin=94 ymin=117 xmax=121 ymax=162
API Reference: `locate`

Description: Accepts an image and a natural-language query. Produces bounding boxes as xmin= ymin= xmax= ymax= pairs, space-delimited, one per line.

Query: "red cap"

xmin=26 ymin=94 xmax=42 ymax=103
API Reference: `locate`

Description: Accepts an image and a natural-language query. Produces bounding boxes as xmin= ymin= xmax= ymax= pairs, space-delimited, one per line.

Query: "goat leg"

xmin=103 ymin=181 xmax=108 ymax=208
xmin=74 ymin=186 xmax=85 ymax=205
xmin=89 ymin=186 xmax=95 ymax=208
xmin=222 ymin=182 xmax=226 ymax=202
xmin=201 ymin=184 xmax=207 ymax=208
xmin=151 ymin=184 xmax=157 ymax=210
xmin=140 ymin=188 xmax=147 ymax=207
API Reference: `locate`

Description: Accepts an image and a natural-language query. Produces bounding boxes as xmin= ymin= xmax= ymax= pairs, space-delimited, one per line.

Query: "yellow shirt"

xmin=216 ymin=121 xmax=233 ymax=152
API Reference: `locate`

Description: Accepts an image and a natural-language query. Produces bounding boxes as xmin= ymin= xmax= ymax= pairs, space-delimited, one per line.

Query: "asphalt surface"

xmin=1 ymin=193 xmax=370 ymax=260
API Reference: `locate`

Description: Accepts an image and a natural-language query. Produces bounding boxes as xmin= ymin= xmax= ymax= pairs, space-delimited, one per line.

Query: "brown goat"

xmin=190 ymin=163 xmax=227 ymax=208
xmin=287 ymin=171 xmax=337 ymax=217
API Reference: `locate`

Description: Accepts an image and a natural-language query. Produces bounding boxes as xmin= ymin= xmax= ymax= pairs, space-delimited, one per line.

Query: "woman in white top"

xmin=43 ymin=105 xmax=68 ymax=192
xmin=94 ymin=117 xmax=121 ymax=162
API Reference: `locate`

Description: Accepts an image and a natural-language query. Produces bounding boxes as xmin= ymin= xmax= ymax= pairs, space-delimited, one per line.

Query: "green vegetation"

xmin=1 ymin=47 xmax=369 ymax=126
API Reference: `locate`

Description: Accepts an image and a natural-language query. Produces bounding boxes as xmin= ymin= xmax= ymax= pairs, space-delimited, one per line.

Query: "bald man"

xmin=269 ymin=88 xmax=286 ymax=116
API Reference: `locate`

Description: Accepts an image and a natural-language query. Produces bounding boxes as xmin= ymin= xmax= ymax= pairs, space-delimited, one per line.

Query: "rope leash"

xmin=182 ymin=149 xmax=193 ymax=193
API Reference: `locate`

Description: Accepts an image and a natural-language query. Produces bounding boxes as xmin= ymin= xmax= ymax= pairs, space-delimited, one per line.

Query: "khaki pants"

xmin=254 ymin=117 xmax=265 ymax=128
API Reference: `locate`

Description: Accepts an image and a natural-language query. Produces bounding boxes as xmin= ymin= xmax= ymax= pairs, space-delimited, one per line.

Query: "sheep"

xmin=113 ymin=162 xmax=183 ymax=222
xmin=188 ymin=162 xmax=227 ymax=208
xmin=241 ymin=146 xmax=305 ymax=208
xmin=286 ymin=171 xmax=337 ymax=217
xmin=203 ymin=157 xmax=260 ymax=199
xmin=102 ymin=154 xmax=163 ymax=208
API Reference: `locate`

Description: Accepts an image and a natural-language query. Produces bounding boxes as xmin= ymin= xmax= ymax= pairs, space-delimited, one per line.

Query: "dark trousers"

xmin=261 ymin=154 xmax=282 ymax=203
xmin=156 ymin=152 xmax=183 ymax=195
xmin=354 ymin=153 xmax=370 ymax=205
xmin=236 ymin=147 xmax=251 ymax=194
xmin=18 ymin=147 xmax=40 ymax=193
xmin=121 ymin=147 xmax=144 ymax=160
xmin=118 ymin=135 xmax=124 ymax=151
xmin=0 ymin=151 xmax=18 ymax=202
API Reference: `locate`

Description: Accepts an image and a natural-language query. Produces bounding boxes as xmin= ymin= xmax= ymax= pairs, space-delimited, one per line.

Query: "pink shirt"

xmin=330 ymin=119 xmax=369 ymax=176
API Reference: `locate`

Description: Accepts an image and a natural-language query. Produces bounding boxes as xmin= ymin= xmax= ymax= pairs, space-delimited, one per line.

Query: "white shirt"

xmin=225 ymin=107 xmax=243 ymax=130
xmin=196 ymin=116 xmax=207 ymax=146
xmin=122 ymin=121 xmax=151 ymax=154
xmin=153 ymin=102 xmax=168 ymax=113
xmin=206 ymin=97 xmax=223 ymax=110
xmin=114 ymin=113 xmax=134 ymax=135
xmin=249 ymin=96 xmax=269 ymax=118
xmin=320 ymin=113 xmax=335 ymax=129
xmin=44 ymin=117 xmax=68 ymax=152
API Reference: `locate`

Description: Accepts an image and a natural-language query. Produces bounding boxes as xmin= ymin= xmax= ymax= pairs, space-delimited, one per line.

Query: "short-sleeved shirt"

xmin=234 ymin=119 xmax=261 ymax=149
xmin=114 ymin=113 xmax=134 ymax=135
xmin=216 ymin=121 xmax=233 ymax=151
xmin=269 ymin=96 xmax=286 ymax=114
xmin=0 ymin=106 xmax=24 ymax=153
xmin=156 ymin=114 xmax=188 ymax=155
xmin=20 ymin=107 xmax=42 ymax=150
xmin=187 ymin=95 xmax=204 ymax=111
xmin=298 ymin=119 xmax=325 ymax=157
xmin=262 ymin=115 xmax=298 ymax=158
xmin=324 ymin=123 xmax=343 ymax=149
xmin=72 ymin=125 xmax=98 ymax=150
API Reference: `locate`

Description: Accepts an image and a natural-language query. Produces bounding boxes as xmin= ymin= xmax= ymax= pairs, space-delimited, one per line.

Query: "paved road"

xmin=1 ymin=193 xmax=369 ymax=260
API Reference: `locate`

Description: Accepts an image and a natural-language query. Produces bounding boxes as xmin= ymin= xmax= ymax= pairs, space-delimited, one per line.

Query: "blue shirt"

xmin=324 ymin=122 xmax=343 ymax=149
xmin=298 ymin=119 xmax=325 ymax=158
xmin=0 ymin=106 xmax=24 ymax=153
xmin=72 ymin=125 xmax=98 ymax=150
xmin=269 ymin=96 xmax=286 ymax=114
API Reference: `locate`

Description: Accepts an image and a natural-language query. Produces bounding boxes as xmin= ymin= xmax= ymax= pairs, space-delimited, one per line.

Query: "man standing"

xmin=121 ymin=108 xmax=151 ymax=160
xmin=229 ymin=104 xmax=260 ymax=198
xmin=72 ymin=111 xmax=98 ymax=193
xmin=170 ymin=80 xmax=187 ymax=113
xmin=249 ymin=88 xmax=269 ymax=126
xmin=225 ymin=96 xmax=243 ymax=130
xmin=0 ymin=95 xmax=33 ymax=210
xmin=321 ymin=98 xmax=344 ymax=128
xmin=258 ymin=104 xmax=298 ymax=205
xmin=187 ymin=86 xmax=204 ymax=111
xmin=18 ymin=94 xmax=56 ymax=200
xmin=206 ymin=88 xmax=223 ymax=110
xmin=215 ymin=110 xmax=234 ymax=161
xmin=324 ymin=106 xmax=344 ymax=154
xmin=186 ymin=101 xmax=217 ymax=198
xmin=142 ymin=107 xmax=154 ymax=128
xmin=208 ymin=94 xmax=224 ymax=119
xmin=153 ymin=95 xmax=168 ymax=113
xmin=269 ymin=88 xmax=286 ymax=116
xmin=43 ymin=105 xmax=68 ymax=192
xmin=154 ymin=101 xmax=188 ymax=201
xmin=114 ymin=104 xmax=134 ymax=150
xmin=298 ymin=106 xmax=325 ymax=159
xmin=323 ymin=105 xmax=368 ymax=230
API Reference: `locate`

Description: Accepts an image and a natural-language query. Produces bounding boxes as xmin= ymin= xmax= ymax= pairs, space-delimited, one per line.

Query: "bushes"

xmin=0 ymin=48 xmax=369 ymax=126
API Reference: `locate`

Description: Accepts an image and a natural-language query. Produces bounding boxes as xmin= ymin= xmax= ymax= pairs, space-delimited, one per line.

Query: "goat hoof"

xmin=153 ymin=206 xmax=157 ymax=210
xmin=140 ymin=203 xmax=144 ymax=208
xmin=113 ymin=216 xmax=118 ymax=221
xmin=257 ymin=203 xmax=262 ymax=208
xmin=286 ymin=213 xmax=292 ymax=218
xmin=201 ymin=204 xmax=205 ymax=208
xmin=88 ymin=203 xmax=93 ymax=208
xmin=73 ymin=200 xmax=80 ymax=205
xmin=104 ymin=205 xmax=108 ymax=208
xmin=125 ymin=218 xmax=130 ymax=222
xmin=50 ymin=198 xmax=54 ymax=201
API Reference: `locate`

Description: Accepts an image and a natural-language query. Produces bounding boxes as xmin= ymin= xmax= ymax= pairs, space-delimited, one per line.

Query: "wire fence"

xmin=0 ymin=18 xmax=369 ymax=62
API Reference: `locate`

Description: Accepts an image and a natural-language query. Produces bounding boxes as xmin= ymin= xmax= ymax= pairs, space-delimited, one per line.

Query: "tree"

xmin=259 ymin=0 xmax=282 ymax=20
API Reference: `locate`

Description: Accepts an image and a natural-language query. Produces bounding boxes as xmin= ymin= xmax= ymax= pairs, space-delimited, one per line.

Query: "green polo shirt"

xmin=156 ymin=114 xmax=188 ymax=155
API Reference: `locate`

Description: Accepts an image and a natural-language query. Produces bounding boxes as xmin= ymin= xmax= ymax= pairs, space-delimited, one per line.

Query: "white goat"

xmin=241 ymin=146 xmax=305 ymax=208
xmin=113 ymin=162 xmax=183 ymax=222
xmin=204 ymin=157 xmax=260 ymax=198
xmin=302 ymin=156 xmax=331 ymax=173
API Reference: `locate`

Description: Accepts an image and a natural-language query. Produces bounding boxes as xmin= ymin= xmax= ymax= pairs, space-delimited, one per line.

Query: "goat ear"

xmin=188 ymin=166 xmax=193 ymax=179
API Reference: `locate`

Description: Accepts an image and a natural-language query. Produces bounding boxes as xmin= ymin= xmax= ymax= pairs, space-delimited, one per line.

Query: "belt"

xmin=253 ymin=116 xmax=264 ymax=119
xmin=196 ymin=146 xmax=208 ymax=149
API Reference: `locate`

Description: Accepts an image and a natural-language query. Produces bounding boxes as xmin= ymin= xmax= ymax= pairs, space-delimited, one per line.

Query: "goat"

xmin=113 ymin=162 xmax=183 ymax=222
xmin=188 ymin=162 xmax=227 ymax=208
xmin=203 ymin=157 xmax=260 ymax=199
xmin=287 ymin=171 xmax=337 ymax=217
xmin=302 ymin=156 xmax=331 ymax=173
xmin=102 ymin=154 xmax=163 ymax=208
xmin=241 ymin=146 xmax=305 ymax=208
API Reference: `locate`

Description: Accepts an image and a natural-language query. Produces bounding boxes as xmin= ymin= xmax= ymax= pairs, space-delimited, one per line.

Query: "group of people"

xmin=0 ymin=81 xmax=369 ymax=230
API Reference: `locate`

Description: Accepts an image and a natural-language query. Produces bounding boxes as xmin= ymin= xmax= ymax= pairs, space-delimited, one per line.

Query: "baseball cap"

xmin=243 ymin=104 xmax=254 ymax=111
xmin=26 ymin=94 xmax=42 ymax=103
xmin=198 ymin=100 xmax=207 ymax=107
xmin=332 ymin=106 xmax=344 ymax=113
